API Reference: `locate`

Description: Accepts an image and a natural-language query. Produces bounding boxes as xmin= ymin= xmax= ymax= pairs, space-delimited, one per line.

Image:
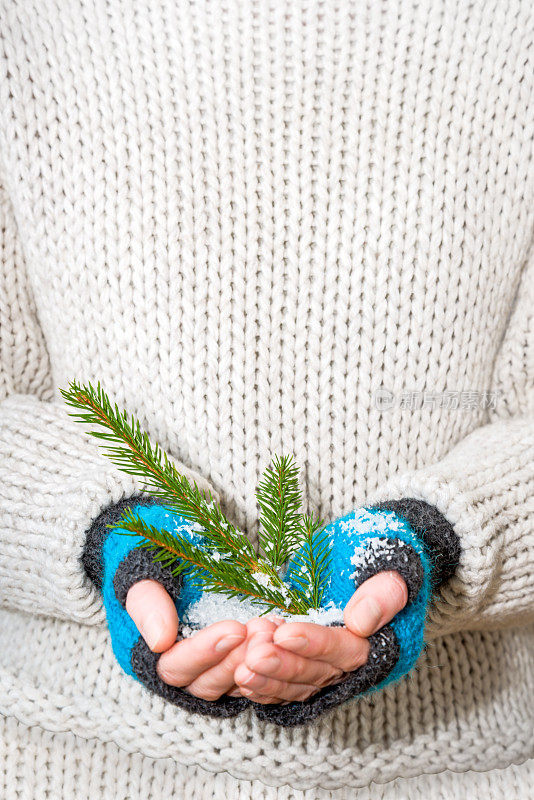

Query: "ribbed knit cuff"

xmin=369 ymin=498 xmax=460 ymax=591
xmin=82 ymin=495 xmax=160 ymax=592
xmin=0 ymin=396 xmax=145 ymax=623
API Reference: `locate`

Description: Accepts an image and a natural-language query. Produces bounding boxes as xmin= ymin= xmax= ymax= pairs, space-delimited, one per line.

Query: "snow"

xmin=179 ymin=594 xmax=344 ymax=637
xmin=253 ymin=572 xmax=273 ymax=588
xmin=348 ymin=535 xmax=410 ymax=581
xmin=339 ymin=509 xmax=402 ymax=536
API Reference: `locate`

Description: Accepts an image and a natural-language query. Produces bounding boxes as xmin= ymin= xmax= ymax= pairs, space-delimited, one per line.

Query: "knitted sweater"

xmin=0 ymin=0 xmax=533 ymax=797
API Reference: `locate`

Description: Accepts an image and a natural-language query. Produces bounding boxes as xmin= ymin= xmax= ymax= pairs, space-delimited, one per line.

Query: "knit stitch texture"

xmin=0 ymin=0 xmax=533 ymax=795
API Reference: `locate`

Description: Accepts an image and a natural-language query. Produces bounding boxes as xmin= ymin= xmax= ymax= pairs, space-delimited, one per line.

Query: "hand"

xmin=94 ymin=501 xmax=249 ymax=713
xmin=233 ymin=570 xmax=408 ymax=704
xmin=93 ymin=500 xmax=444 ymax=724
xmin=126 ymin=579 xmax=247 ymax=700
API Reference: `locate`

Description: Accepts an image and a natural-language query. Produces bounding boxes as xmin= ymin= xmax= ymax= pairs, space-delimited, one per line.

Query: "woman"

xmin=0 ymin=1 xmax=532 ymax=797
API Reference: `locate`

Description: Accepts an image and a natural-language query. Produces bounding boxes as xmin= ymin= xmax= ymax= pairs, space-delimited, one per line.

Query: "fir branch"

xmin=116 ymin=508 xmax=309 ymax=614
xmin=255 ymin=454 xmax=303 ymax=568
xmin=60 ymin=380 xmax=258 ymax=572
xmin=61 ymin=380 xmax=332 ymax=615
xmin=289 ymin=515 xmax=332 ymax=609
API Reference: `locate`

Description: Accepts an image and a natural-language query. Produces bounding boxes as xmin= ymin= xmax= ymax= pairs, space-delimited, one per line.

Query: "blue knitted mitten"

xmin=82 ymin=496 xmax=249 ymax=718
xmin=253 ymin=501 xmax=460 ymax=726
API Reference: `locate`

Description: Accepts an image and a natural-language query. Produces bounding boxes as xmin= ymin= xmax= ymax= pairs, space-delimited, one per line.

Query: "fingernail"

xmin=240 ymin=668 xmax=256 ymax=686
xmin=140 ymin=612 xmax=166 ymax=650
xmin=349 ymin=596 xmax=383 ymax=635
xmin=215 ymin=634 xmax=244 ymax=652
xmin=276 ymin=634 xmax=307 ymax=652
xmin=243 ymin=670 xmax=266 ymax=688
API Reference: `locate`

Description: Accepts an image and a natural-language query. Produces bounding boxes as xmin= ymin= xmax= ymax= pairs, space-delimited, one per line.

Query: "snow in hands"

xmin=179 ymin=593 xmax=345 ymax=638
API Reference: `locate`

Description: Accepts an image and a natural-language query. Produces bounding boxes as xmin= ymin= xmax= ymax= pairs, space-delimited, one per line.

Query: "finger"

xmin=234 ymin=666 xmax=319 ymax=703
xmin=126 ymin=579 xmax=179 ymax=652
xmin=273 ymin=622 xmax=370 ymax=671
xmin=227 ymin=620 xmax=281 ymax=698
xmin=156 ymin=620 xmax=246 ymax=686
xmin=185 ymin=637 xmax=248 ymax=700
xmin=263 ymin=615 xmax=286 ymax=627
xmin=244 ymin=641 xmax=343 ymax=687
xmin=186 ymin=619 xmax=278 ymax=700
xmin=245 ymin=617 xmax=278 ymax=637
xmin=344 ymin=570 xmax=408 ymax=637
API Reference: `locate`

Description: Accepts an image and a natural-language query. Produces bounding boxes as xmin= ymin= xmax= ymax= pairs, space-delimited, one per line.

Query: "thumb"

xmin=126 ymin=579 xmax=179 ymax=652
xmin=344 ymin=571 xmax=408 ymax=637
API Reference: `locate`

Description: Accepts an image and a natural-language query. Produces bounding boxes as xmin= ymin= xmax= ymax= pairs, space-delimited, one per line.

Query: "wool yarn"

xmin=0 ymin=0 xmax=533 ymax=796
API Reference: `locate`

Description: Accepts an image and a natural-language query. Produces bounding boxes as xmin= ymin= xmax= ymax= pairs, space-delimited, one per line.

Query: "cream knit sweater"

xmin=0 ymin=0 xmax=533 ymax=797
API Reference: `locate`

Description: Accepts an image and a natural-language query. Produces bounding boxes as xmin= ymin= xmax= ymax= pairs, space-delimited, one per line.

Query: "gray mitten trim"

xmin=252 ymin=623 xmax=399 ymax=727
xmin=372 ymin=498 xmax=460 ymax=589
xmin=82 ymin=494 xmax=159 ymax=590
xmin=113 ymin=547 xmax=183 ymax=608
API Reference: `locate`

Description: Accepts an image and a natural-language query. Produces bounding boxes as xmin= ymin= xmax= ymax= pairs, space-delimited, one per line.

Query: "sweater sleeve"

xmin=0 ymin=180 xmax=215 ymax=624
xmin=367 ymin=246 xmax=534 ymax=638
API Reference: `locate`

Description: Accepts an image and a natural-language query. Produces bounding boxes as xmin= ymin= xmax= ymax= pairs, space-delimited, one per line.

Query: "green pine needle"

xmin=60 ymin=380 xmax=257 ymax=571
